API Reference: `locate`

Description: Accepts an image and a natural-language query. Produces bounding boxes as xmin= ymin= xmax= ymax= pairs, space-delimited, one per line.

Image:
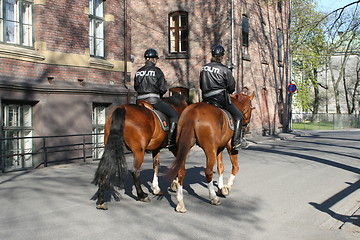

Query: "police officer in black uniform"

xmin=134 ymin=48 xmax=178 ymax=148
xmin=200 ymin=44 xmax=245 ymax=150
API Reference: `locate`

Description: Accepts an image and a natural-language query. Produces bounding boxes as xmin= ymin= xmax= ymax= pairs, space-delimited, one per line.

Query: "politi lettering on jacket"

xmin=201 ymin=66 xmax=220 ymax=74
xmin=136 ymin=70 xmax=156 ymax=77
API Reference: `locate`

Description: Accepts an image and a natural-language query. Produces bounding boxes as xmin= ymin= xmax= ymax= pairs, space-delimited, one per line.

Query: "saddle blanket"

xmin=140 ymin=103 xmax=169 ymax=131
xmin=219 ymin=108 xmax=235 ymax=131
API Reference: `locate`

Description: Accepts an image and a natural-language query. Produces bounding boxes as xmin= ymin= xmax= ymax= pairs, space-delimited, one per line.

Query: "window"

xmin=2 ymin=104 xmax=33 ymax=171
xmin=89 ymin=0 xmax=104 ymax=57
xmin=92 ymin=105 xmax=106 ymax=159
xmin=277 ymin=0 xmax=282 ymax=13
xmin=277 ymin=28 xmax=283 ymax=63
xmin=242 ymin=15 xmax=249 ymax=59
xmin=168 ymin=11 xmax=188 ymax=54
xmin=0 ymin=0 xmax=33 ymax=47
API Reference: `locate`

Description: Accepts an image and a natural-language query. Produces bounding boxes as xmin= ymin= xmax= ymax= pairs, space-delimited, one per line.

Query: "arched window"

xmin=168 ymin=11 xmax=188 ymax=54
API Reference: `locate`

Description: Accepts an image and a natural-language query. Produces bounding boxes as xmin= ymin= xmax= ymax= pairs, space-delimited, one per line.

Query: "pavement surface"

xmin=0 ymin=129 xmax=359 ymax=240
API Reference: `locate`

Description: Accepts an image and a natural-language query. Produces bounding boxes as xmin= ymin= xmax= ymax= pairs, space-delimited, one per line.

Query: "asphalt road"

xmin=0 ymin=129 xmax=359 ymax=240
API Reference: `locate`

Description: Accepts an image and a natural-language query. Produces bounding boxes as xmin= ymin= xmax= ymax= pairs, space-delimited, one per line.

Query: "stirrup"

xmin=166 ymin=142 xmax=176 ymax=150
xmin=232 ymin=138 xmax=248 ymax=150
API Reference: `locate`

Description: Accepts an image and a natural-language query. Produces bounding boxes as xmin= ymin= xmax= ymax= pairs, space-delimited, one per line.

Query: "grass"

xmin=292 ymin=121 xmax=334 ymax=130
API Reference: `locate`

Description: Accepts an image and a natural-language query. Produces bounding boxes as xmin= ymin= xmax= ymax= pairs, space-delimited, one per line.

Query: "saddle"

xmin=137 ymin=100 xmax=170 ymax=131
xmin=204 ymin=101 xmax=234 ymax=131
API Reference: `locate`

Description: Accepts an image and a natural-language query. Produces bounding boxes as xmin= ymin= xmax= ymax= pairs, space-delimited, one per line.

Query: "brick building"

xmin=1 ymin=0 xmax=291 ymax=172
xmin=0 ymin=0 xmax=134 ymax=171
xmin=129 ymin=0 xmax=291 ymax=136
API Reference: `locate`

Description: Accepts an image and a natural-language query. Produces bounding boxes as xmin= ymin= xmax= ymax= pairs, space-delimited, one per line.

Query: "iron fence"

xmin=0 ymin=133 xmax=104 ymax=173
xmin=291 ymin=113 xmax=360 ymax=130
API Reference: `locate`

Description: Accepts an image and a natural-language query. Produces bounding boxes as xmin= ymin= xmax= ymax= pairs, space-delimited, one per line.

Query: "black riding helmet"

xmin=144 ymin=48 xmax=159 ymax=59
xmin=211 ymin=44 xmax=225 ymax=57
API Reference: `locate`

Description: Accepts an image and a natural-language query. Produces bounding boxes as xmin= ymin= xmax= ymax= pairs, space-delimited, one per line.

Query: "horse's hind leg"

xmin=132 ymin=150 xmax=150 ymax=202
xmin=96 ymin=180 xmax=108 ymax=210
xmin=152 ymin=150 xmax=162 ymax=195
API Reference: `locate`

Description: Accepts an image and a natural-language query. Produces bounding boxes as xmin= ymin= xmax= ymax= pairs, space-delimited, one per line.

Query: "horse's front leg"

xmin=221 ymin=144 xmax=239 ymax=196
xmin=132 ymin=151 xmax=150 ymax=202
xmin=205 ymin=149 xmax=220 ymax=206
xmin=152 ymin=149 xmax=163 ymax=196
xmin=216 ymin=151 xmax=227 ymax=196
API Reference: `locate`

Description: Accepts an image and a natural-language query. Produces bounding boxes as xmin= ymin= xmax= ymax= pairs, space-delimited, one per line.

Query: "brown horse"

xmin=92 ymin=94 xmax=189 ymax=210
xmin=166 ymin=92 xmax=254 ymax=213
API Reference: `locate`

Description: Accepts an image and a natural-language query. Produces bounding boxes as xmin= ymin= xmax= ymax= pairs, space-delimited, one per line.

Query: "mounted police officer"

xmin=200 ymin=44 xmax=246 ymax=150
xmin=134 ymin=48 xmax=178 ymax=148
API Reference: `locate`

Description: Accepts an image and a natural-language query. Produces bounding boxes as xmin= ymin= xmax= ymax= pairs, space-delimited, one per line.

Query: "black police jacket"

xmin=134 ymin=61 xmax=167 ymax=96
xmin=200 ymin=61 xmax=235 ymax=96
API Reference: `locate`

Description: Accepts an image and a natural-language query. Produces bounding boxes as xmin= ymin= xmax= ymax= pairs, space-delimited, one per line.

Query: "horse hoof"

xmin=221 ymin=186 xmax=230 ymax=196
xmin=170 ymin=181 xmax=178 ymax=192
xmin=211 ymin=198 xmax=221 ymax=206
xmin=140 ymin=196 xmax=151 ymax=202
xmin=96 ymin=203 xmax=108 ymax=210
xmin=176 ymin=205 xmax=187 ymax=213
xmin=154 ymin=190 xmax=163 ymax=196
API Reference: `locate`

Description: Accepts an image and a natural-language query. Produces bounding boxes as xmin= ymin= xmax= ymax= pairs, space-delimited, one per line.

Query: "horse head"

xmin=163 ymin=94 xmax=190 ymax=115
xmin=230 ymin=92 xmax=255 ymax=125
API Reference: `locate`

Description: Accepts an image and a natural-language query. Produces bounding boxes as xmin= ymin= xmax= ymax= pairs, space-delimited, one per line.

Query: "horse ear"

xmin=249 ymin=92 xmax=255 ymax=101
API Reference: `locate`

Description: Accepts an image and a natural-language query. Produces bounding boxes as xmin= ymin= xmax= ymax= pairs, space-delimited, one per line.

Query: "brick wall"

xmin=129 ymin=0 xmax=291 ymax=135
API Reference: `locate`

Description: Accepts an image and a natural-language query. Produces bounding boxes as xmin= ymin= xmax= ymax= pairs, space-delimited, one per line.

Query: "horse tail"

xmin=165 ymin=118 xmax=195 ymax=180
xmin=92 ymin=107 xmax=127 ymax=189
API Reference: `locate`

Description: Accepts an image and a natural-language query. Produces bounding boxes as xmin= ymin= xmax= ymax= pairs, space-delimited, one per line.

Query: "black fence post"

xmin=83 ymin=135 xmax=86 ymax=162
xmin=43 ymin=138 xmax=47 ymax=167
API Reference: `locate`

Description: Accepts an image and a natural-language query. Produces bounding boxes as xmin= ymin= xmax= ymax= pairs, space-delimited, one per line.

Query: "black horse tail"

xmin=92 ymin=107 xmax=127 ymax=189
xmin=165 ymin=117 xmax=195 ymax=181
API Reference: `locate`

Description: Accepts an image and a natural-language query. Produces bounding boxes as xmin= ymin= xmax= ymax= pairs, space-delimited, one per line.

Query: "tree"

xmin=323 ymin=3 xmax=360 ymax=114
xmin=291 ymin=0 xmax=328 ymax=113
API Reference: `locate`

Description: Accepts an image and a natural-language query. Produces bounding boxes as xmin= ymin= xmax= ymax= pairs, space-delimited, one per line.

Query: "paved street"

xmin=0 ymin=129 xmax=359 ymax=240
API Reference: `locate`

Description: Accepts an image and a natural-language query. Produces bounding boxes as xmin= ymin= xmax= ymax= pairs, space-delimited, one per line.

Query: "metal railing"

xmin=292 ymin=113 xmax=360 ymax=130
xmin=1 ymin=133 xmax=104 ymax=173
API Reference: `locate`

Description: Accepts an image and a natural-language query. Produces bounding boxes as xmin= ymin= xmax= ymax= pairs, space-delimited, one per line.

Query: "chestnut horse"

xmin=166 ymin=92 xmax=254 ymax=212
xmin=92 ymin=95 xmax=189 ymax=210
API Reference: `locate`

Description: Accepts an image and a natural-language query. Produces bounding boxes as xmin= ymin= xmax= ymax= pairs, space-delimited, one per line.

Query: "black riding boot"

xmin=232 ymin=120 xmax=248 ymax=150
xmin=166 ymin=122 xmax=177 ymax=149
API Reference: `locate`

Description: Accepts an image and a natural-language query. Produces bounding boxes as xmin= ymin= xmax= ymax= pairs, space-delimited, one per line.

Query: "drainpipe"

xmin=231 ymin=0 xmax=235 ymax=73
xmin=124 ymin=0 xmax=130 ymax=104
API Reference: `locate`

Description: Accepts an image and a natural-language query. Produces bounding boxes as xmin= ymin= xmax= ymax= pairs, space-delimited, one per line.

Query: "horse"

xmin=92 ymin=94 xmax=189 ymax=210
xmin=166 ymin=92 xmax=254 ymax=213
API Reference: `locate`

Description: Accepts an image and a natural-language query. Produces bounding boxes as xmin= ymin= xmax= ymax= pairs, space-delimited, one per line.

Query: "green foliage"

xmin=291 ymin=0 xmax=328 ymax=112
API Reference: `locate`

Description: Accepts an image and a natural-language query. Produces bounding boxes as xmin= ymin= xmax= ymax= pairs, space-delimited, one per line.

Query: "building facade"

xmin=129 ymin=0 xmax=291 ymax=136
xmin=0 ymin=0 xmax=134 ymax=171
xmin=1 ymin=0 xmax=291 ymax=172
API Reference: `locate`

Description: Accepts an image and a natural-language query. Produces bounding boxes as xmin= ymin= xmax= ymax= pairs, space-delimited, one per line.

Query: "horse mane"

xmin=163 ymin=94 xmax=192 ymax=106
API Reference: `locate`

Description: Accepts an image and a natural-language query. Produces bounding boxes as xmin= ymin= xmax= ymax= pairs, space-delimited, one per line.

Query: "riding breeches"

xmin=204 ymin=94 xmax=243 ymax=121
xmin=152 ymin=100 xmax=178 ymax=124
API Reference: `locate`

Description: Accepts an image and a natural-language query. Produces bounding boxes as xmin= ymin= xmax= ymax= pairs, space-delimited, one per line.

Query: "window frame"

xmin=0 ymin=0 xmax=34 ymax=47
xmin=2 ymin=103 xmax=34 ymax=171
xmin=92 ymin=104 xmax=107 ymax=160
xmin=241 ymin=14 xmax=250 ymax=60
xmin=89 ymin=0 xmax=105 ymax=58
xmin=167 ymin=11 xmax=189 ymax=58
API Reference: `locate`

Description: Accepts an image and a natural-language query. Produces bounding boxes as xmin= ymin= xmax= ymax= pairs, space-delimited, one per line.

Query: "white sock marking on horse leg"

xmin=208 ymin=180 xmax=217 ymax=200
xmin=152 ymin=172 xmax=160 ymax=194
xmin=218 ymin=174 xmax=224 ymax=189
xmin=176 ymin=184 xmax=187 ymax=212
xmin=226 ymin=174 xmax=236 ymax=188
